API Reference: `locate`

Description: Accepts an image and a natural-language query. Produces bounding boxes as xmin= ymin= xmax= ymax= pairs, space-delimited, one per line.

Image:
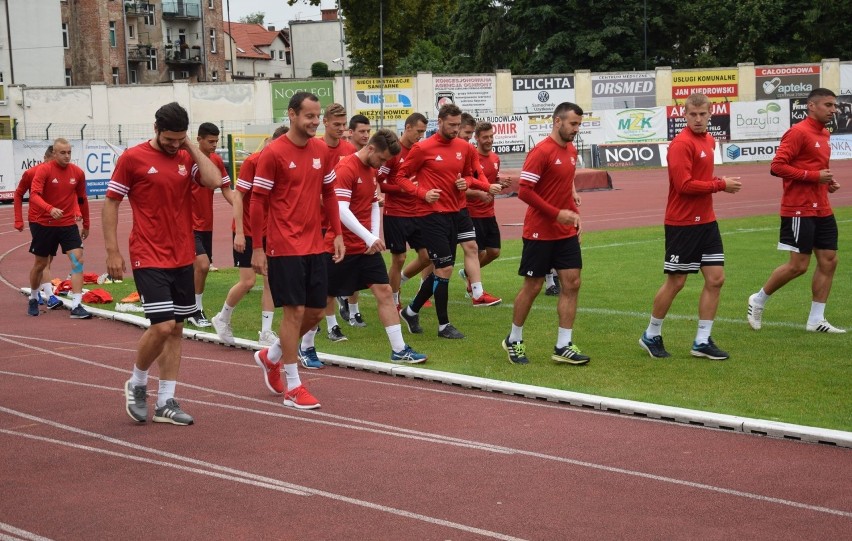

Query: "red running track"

xmin=0 ymin=161 xmax=850 ymax=540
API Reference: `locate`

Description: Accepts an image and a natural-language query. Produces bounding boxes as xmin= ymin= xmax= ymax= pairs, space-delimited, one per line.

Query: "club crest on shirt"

xmin=70 ymin=178 xmax=77 ymax=184
xmin=456 ymin=152 xmax=462 ymax=160
xmin=177 ymin=164 xmax=187 ymax=176
xmin=312 ymin=158 xmax=321 ymax=170
xmin=570 ymin=157 xmax=576 ymax=165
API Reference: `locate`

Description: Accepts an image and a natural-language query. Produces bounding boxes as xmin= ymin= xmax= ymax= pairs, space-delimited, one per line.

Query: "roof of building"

xmin=224 ymin=22 xmax=289 ymax=60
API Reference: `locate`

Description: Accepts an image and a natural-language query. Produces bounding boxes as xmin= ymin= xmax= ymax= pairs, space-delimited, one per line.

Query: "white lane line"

xmin=2 ymin=375 xmax=850 ymax=519
xmin=0 ymin=522 xmax=53 ymax=541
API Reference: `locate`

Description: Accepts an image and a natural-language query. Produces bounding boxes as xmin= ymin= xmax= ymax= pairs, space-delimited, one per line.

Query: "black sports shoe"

xmin=639 ymin=333 xmax=671 ymax=358
xmin=348 ymin=312 xmax=367 ymax=327
xmin=70 ymin=305 xmax=92 ymax=319
xmin=502 ymin=336 xmax=529 ymax=364
xmin=545 ymin=284 xmax=560 ymax=296
xmin=124 ymin=378 xmax=147 ymax=423
xmin=327 ymin=324 xmax=348 ymax=342
xmin=337 ymin=296 xmax=350 ymax=321
xmin=399 ymin=307 xmax=422 ymax=334
xmin=691 ymin=336 xmax=729 ymax=360
xmin=27 ymin=298 xmax=39 ymax=317
xmin=437 ymin=324 xmax=465 ymax=339
xmin=552 ymin=343 xmax=590 ymax=365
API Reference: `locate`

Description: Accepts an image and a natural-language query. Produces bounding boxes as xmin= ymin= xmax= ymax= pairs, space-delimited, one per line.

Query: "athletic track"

xmin=1 ymin=161 xmax=851 ymax=540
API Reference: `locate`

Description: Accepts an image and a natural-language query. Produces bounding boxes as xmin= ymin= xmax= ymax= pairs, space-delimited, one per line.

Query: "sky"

xmin=222 ymin=0 xmax=338 ymax=31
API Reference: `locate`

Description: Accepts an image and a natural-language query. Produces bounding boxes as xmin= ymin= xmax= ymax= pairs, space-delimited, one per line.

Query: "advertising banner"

xmin=595 ymin=143 xmax=662 ymax=167
xmin=672 ymin=69 xmax=738 ymax=102
xmin=271 ymin=80 xmax=334 ymax=122
xmin=721 ymin=141 xmax=782 ymax=163
xmin=578 ymin=111 xmax=606 ymax=147
xmin=525 ymin=113 xmax=553 ymax=150
xmin=0 ymin=140 xmax=15 ymax=200
xmin=755 ymin=65 xmax=820 ymax=100
xmin=730 ymin=100 xmax=791 ymax=140
xmin=666 ymin=102 xmax=731 ymax=141
xmin=477 ymin=114 xmax=525 ymax=153
xmin=829 ymin=134 xmax=852 ymax=160
xmin=591 ymin=72 xmax=656 ymax=110
xmin=512 ymin=75 xmax=575 ymax=114
xmin=434 ymin=75 xmax=496 ymax=116
xmin=603 ymin=107 xmax=668 ymax=143
xmin=354 ymin=77 xmax=414 ymax=122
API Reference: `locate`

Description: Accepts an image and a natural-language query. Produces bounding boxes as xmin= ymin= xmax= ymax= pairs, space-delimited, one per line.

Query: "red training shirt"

xmin=14 ymin=163 xmax=46 ymax=229
xmin=770 ymin=115 xmax=833 ymax=217
xmin=29 ymin=161 xmax=89 ymax=228
xmin=233 ymin=151 xmax=264 ymax=237
xmin=468 ymin=151 xmax=501 ymax=219
xmin=664 ymin=127 xmax=726 ymax=226
xmin=325 ymin=153 xmax=378 ymax=255
xmin=190 ymin=151 xmax=231 ymax=232
xmin=518 ymin=136 xmax=579 ymax=241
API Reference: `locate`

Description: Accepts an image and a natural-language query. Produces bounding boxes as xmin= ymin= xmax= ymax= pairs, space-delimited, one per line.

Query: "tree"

xmin=239 ymin=11 xmax=265 ymax=25
xmin=397 ymin=40 xmax=449 ymax=75
xmin=311 ymin=62 xmax=332 ymax=77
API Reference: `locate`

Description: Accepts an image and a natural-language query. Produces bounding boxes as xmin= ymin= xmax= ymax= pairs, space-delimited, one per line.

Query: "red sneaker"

xmin=254 ymin=349 xmax=284 ymax=395
xmin=423 ymin=299 xmax=433 ymax=308
xmin=472 ymin=291 xmax=502 ymax=307
xmin=283 ymin=385 xmax=321 ymax=410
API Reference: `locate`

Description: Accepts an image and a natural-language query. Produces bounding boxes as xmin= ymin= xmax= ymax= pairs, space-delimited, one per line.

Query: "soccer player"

xmin=501 ymin=102 xmax=591 ymax=366
xmin=638 ymin=93 xmax=742 ymax=360
xmin=397 ymin=104 xmax=495 ymax=339
xmin=15 ymin=145 xmax=62 ymax=311
xmin=186 ymin=122 xmax=234 ymax=328
xmin=747 ymin=88 xmax=845 ymax=333
xmin=348 ymin=114 xmax=372 ymax=151
xmin=27 ymin=138 xmax=91 ymax=319
xmin=211 ymin=125 xmax=290 ymax=347
xmin=250 ymin=92 xmax=344 ymax=410
xmin=301 ymin=129 xmax=427 ymax=367
xmin=106 ymin=102 xmax=223 ymax=425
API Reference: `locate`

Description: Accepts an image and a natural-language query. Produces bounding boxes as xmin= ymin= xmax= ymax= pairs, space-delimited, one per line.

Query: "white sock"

xmin=509 ymin=324 xmax=523 ymax=343
xmin=195 ymin=293 xmax=203 ymax=312
xmin=695 ymin=320 xmax=713 ymax=344
xmin=349 ymin=302 xmax=360 ymax=317
xmin=301 ymin=327 xmax=318 ymax=350
xmin=326 ymin=315 xmax=339 ymax=330
xmin=404 ymin=306 xmax=417 ymax=317
xmin=386 ymin=324 xmax=405 ymax=352
xmin=438 ymin=322 xmax=449 ymax=332
xmin=71 ymin=292 xmax=82 ymax=309
xmin=556 ymin=327 xmax=573 ymax=348
xmin=267 ymin=339 xmax=283 ymax=362
xmin=30 ymin=290 xmax=39 ymax=300
xmin=392 ymin=291 xmax=400 ymax=304
xmin=645 ymin=316 xmax=664 ymax=338
xmin=130 ymin=365 xmax=149 ymax=388
xmin=400 ymin=271 xmax=410 ymax=284
xmin=261 ymin=311 xmax=274 ymax=332
xmin=220 ymin=303 xmax=234 ymax=323
xmin=808 ymin=302 xmax=826 ymax=325
xmin=157 ymin=380 xmax=176 ymax=408
xmin=283 ymin=363 xmax=301 ymax=391
xmin=545 ymin=273 xmax=556 ymax=288
xmin=753 ymin=288 xmax=770 ymax=306
xmin=41 ymin=282 xmax=53 ymax=298
xmin=471 ymin=282 xmax=483 ymax=300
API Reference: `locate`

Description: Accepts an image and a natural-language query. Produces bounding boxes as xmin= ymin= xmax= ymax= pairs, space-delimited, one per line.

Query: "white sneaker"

xmin=211 ymin=312 xmax=235 ymax=345
xmin=806 ymin=320 xmax=846 ymax=333
xmin=747 ymin=293 xmax=764 ymax=330
xmin=258 ymin=329 xmax=278 ymax=347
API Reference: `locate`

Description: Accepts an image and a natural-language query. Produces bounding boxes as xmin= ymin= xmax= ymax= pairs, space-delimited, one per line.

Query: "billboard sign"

xmin=354 ymin=77 xmax=414 ymax=122
xmin=672 ymin=69 xmax=738 ymax=102
xmin=591 ymin=72 xmax=656 ymax=109
xmin=271 ymin=80 xmax=334 ymax=122
xmin=434 ymin=75 xmax=496 ymax=116
xmin=512 ymin=75 xmax=575 ymax=114
xmin=755 ymin=65 xmax=820 ymax=100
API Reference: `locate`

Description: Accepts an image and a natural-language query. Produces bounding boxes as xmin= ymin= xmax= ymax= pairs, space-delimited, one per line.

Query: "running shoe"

xmin=348 ymin=312 xmax=367 ymax=327
xmin=337 ymin=296 xmax=350 ymax=321
xmin=545 ymin=284 xmax=560 ymax=296
xmin=552 ymin=343 xmax=590 ymax=365
xmin=258 ymin=329 xmax=279 ymax=347
xmin=391 ymin=345 xmax=428 ymax=364
xmin=254 ymin=348 xmax=284 ymax=394
xmin=638 ymin=333 xmax=671 ymax=358
xmin=747 ymin=293 xmax=764 ymax=330
xmin=283 ymin=385 xmax=321 ymax=410
xmin=691 ymin=337 xmax=729 ymax=360
xmin=46 ymin=295 xmax=63 ymax=310
xmin=502 ymin=336 xmax=529 ymax=365
xmin=472 ymin=291 xmax=502 ymax=307
xmin=153 ymin=398 xmax=194 ymax=425
xmin=806 ymin=320 xmax=846 ymax=334
xmin=299 ymin=347 xmax=325 ymax=369
xmin=187 ymin=310 xmax=212 ymax=328
xmin=70 ymin=305 xmax=92 ymax=319
xmin=327 ymin=324 xmax=348 ymax=342
xmin=399 ymin=308 xmax=423 ymax=334
xmin=211 ymin=312 xmax=235 ymax=345
xmin=124 ymin=378 xmax=147 ymax=423
xmin=437 ymin=324 xmax=465 ymax=339
xmin=27 ymin=298 xmax=39 ymax=317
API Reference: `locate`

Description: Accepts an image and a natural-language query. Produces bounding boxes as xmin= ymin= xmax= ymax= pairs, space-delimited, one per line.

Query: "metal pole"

xmin=80 ymin=124 xmax=86 ymax=140
xmin=226 ymin=0 xmax=234 ymax=80
xmin=378 ymin=1 xmax=384 ymax=128
xmin=338 ymin=2 xmax=347 ymax=111
xmin=643 ymin=0 xmax=648 ymax=70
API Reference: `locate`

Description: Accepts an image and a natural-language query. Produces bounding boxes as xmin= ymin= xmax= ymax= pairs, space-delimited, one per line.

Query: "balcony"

xmin=127 ymin=45 xmax=149 ymax=63
xmin=164 ymin=45 xmax=203 ymax=65
xmin=123 ymin=1 xmax=148 ymax=17
xmin=162 ymin=2 xmax=201 ymax=20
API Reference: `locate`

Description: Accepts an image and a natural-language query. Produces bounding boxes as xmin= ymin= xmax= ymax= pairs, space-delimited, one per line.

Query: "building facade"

xmin=224 ymin=22 xmax=291 ymax=80
xmin=288 ymin=8 xmax=350 ymax=79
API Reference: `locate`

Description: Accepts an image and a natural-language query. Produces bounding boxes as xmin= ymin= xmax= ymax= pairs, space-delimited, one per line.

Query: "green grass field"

xmin=97 ymin=208 xmax=852 ymax=431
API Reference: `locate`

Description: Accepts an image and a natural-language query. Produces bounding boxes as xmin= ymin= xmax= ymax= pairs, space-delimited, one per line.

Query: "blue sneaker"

xmin=299 ymin=347 xmax=324 ymax=369
xmin=27 ymin=298 xmax=39 ymax=316
xmin=391 ymin=344 xmax=428 ymax=364
xmin=46 ymin=295 xmax=63 ymax=310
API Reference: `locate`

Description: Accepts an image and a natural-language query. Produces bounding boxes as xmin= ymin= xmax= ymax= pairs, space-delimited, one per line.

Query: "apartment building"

xmin=223 ymin=22 xmax=291 ymax=80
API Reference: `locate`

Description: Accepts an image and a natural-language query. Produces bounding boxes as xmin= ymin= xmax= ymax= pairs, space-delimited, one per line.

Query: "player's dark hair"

xmin=460 ymin=112 xmax=476 ymax=128
xmin=154 ymin=102 xmax=189 ymax=133
xmin=44 ymin=145 xmax=54 ymax=159
xmin=288 ymin=92 xmax=319 ymax=114
xmin=272 ymin=125 xmax=289 ymax=139
xmin=553 ymin=102 xmax=583 ymax=119
xmin=474 ymin=121 xmax=493 ymax=137
xmin=405 ymin=112 xmax=427 ymax=127
xmin=348 ymin=114 xmax=371 ymax=130
xmin=438 ymin=103 xmax=462 ymax=119
xmin=198 ymin=122 xmax=220 ymax=137
xmin=808 ymin=87 xmax=836 ymax=102
xmin=325 ymin=103 xmax=347 ymax=119
xmin=369 ymin=128 xmax=401 ymax=156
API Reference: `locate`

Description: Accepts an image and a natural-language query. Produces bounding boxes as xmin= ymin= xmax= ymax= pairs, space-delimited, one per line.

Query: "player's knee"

xmin=69 ymin=252 xmax=84 ymax=274
xmin=706 ymin=273 xmax=725 ymax=289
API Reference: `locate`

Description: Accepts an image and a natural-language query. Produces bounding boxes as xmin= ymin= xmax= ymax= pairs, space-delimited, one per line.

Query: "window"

xmin=208 ymin=0 xmax=214 ymax=8
xmin=257 ymin=72 xmax=265 ymax=78
xmin=62 ymin=23 xmax=69 ymax=48
xmin=285 ymin=50 xmax=291 ymax=64
xmin=274 ymin=73 xmax=281 ymax=78
xmin=211 ymin=70 xmax=218 ymax=81
xmin=109 ymin=22 xmax=116 ymax=47
xmin=112 ymin=67 xmax=120 ymax=85
xmin=278 ymin=50 xmax=284 ymax=60
xmin=65 ymin=69 xmax=72 ymax=86
xmin=269 ymin=50 xmax=274 ymax=60
xmin=144 ymin=4 xmax=155 ymax=26
xmin=0 ymin=72 xmax=4 ymax=82
xmin=129 ymin=69 xmax=137 ymax=84
xmin=236 ymin=71 xmax=244 ymax=76
xmin=128 ymin=24 xmax=135 ymax=39
xmin=225 ymin=60 xmax=231 ymax=72
xmin=209 ymin=29 xmax=216 ymax=53
xmin=146 ymin=48 xmax=157 ymax=71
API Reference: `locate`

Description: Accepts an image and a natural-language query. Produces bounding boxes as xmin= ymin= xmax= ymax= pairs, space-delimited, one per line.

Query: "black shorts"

xmin=132 ymin=265 xmax=196 ymax=325
xmin=663 ymin=221 xmax=724 ymax=274
xmin=267 ymin=254 xmax=327 ymax=309
xmin=518 ymin=236 xmax=582 ymax=277
xmin=419 ymin=213 xmax=456 ymax=269
xmin=472 ymin=216 xmax=501 ymax=250
xmin=28 ymin=223 xmax=83 ymax=258
xmin=778 ymin=215 xmax=838 ymax=254
xmin=194 ymin=230 xmax=213 ymax=260
xmin=233 ymin=234 xmax=266 ymax=268
xmin=326 ymin=252 xmax=390 ymax=297
xmin=455 ymin=208 xmax=476 ymax=244
xmin=383 ymin=215 xmax=424 ymax=254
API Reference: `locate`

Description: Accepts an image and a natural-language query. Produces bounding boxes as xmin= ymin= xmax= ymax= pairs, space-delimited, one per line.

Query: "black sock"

xmin=434 ymin=276 xmax=450 ymax=325
xmin=409 ymin=273 xmax=435 ymax=312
